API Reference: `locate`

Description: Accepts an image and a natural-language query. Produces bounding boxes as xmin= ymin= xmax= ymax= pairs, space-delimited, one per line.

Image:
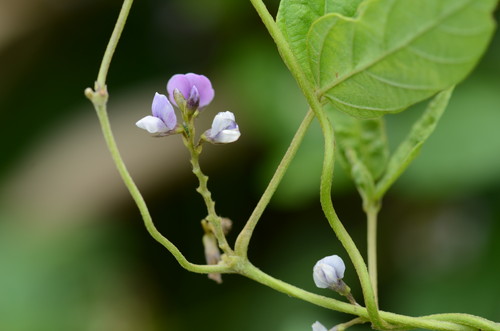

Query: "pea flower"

xmin=167 ymin=73 xmax=214 ymax=109
xmin=203 ymin=111 xmax=240 ymax=144
xmin=136 ymin=93 xmax=177 ymax=135
xmin=313 ymin=255 xmax=345 ymax=289
xmin=312 ymin=321 xmax=329 ymax=331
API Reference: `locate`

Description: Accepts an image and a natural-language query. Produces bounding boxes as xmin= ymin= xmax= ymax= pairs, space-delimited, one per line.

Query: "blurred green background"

xmin=0 ymin=0 xmax=499 ymax=330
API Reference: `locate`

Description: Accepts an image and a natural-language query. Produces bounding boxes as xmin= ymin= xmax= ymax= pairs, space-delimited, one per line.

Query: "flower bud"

xmin=313 ymin=255 xmax=356 ymax=303
xmin=186 ymin=85 xmax=200 ymax=111
xmin=203 ymin=233 xmax=222 ymax=284
xmin=313 ymin=255 xmax=345 ymax=289
xmin=203 ymin=111 xmax=240 ymax=144
xmin=173 ymin=88 xmax=186 ymax=110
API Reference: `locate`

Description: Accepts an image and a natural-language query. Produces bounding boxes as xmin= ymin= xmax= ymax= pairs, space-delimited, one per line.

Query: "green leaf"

xmin=276 ymin=0 xmax=365 ymax=81
xmin=345 ymin=148 xmax=376 ymax=206
xmin=308 ymin=0 xmax=497 ymax=118
xmin=328 ymin=106 xmax=389 ymax=180
xmin=384 ymin=74 xmax=500 ymax=197
xmin=375 ymin=86 xmax=454 ymax=198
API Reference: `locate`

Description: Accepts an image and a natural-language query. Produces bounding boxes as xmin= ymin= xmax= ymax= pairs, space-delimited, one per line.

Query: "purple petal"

xmin=167 ymin=73 xmax=214 ymax=108
xmin=184 ymin=73 xmax=214 ymax=108
xmin=167 ymin=75 xmax=191 ymax=106
xmin=187 ymin=85 xmax=200 ymax=110
xmin=152 ymin=92 xmax=177 ymax=130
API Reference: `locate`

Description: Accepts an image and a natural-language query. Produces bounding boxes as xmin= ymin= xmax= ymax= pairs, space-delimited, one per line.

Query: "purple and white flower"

xmin=313 ymin=255 xmax=345 ymax=289
xmin=167 ymin=73 xmax=214 ymax=109
xmin=204 ymin=111 xmax=240 ymax=144
xmin=136 ymin=92 xmax=177 ymax=135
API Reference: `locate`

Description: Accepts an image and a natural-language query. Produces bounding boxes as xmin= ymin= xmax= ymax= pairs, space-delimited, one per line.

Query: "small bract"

xmin=136 ymin=92 xmax=177 ymax=135
xmin=167 ymin=73 xmax=214 ymax=109
xmin=313 ymin=255 xmax=345 ymax=289
xmin=204 ymin=111 xmax=240 ymax=144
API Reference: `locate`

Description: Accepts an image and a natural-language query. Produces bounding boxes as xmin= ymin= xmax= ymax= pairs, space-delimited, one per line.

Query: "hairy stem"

xmin=87 ymin=92 xmax=228 ymax=274
xmin=96 ymin=0 xmax=133 ymax=87
xmin=333 ymin=317 xmax=367 ymax=330
xmin=248 ymin=0 xmax=383 ymax=327
xmin=366 ymin=201 xmax=381 ymax=304
xmin=184 ymin=131 xmax=232 ymax=254
xmin=422 ymin=313 xmax=500 ymax=331
xmin=85 ymin=0 xmax=229 ymax=275
xmin=234 ymin=109 xmax=315 ymax=257
xmin=238 ymin=260 xmax=478 ymax=331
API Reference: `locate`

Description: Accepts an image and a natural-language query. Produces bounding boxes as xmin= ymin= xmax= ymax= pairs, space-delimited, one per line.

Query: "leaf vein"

xmin=326 ymin=94 xmax=402 ymax=112
xmin=407 ymin=45 xmax=475 ymax=64
xmin=365 ymin=70 xmax=436 ymax=90
xmin=318 ymin=0 xmax=474 ymax=95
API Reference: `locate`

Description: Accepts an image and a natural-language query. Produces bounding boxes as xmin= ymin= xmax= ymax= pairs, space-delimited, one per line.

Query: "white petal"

xmin=136 ymin=116 xmax=169 ymax=134
xmin=313 ymin=263 xmax=337 ymax=288
xmin=215 ymin=129 xmax=241 ymax=143
xmin=313 ymin=255 xmax=345 ymax=289
xmin=210 ymin=111 xmax=236 ymax=135
xmin=312 ymin=321 xmax=328 ymax=331
xmin=321 ymin=255 xmax=345 ymax=279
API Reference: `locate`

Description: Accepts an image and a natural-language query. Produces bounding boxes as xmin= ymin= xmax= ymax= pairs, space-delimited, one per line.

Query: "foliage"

xmin=84 ymin=0 xmax=500 ymax=330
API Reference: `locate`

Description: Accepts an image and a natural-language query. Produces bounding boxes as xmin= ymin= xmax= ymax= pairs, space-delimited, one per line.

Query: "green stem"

xmin=366 ymin=201 xmax=380 ymax=304
xmin=248 ymin=0 xmax=383 ymax=327
xmin=333 ymin=317 xmax=366 ymax=330
xmin=422 ymin=313 xmax=500 ymax=331
xmin=234 ymin=109 xmax=315 ymax=257
xmin=89 ymin=98 xmax=228 ymax=274
xmin=85 ymin=0 xmax=228 ymax=275
xmin=238 ymin=260 xmax=477 ymax=331
xmin=96 ymin=0 xmax=134 ymax=86
xmin=184 ymin=133 xmax=232 ymax=254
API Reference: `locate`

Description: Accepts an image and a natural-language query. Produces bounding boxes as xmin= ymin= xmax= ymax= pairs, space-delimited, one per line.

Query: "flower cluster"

xmin=136 ymin=73 xmax=240 ymax=144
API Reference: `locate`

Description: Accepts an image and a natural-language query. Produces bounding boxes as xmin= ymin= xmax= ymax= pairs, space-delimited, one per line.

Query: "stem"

xmin=85 ymin=0 xmax=228 ymax=275
xmin=184 ymin=133 xmax=232 ymax=254
xmin=91 ymin=99 xmax=228 ymax=274
xmin=248 ymin=0 xmax=383 ymax=327
xmin=234 ymin=109 xmax=315 ymax=257
xmin=366 ymin=201 xmax=380 ymax=304
xmin=422 ymin=313 xmax=500 ymax=331
xmin=96 ymin=0 xmax=133 ymax=86
xmin=238 ymin=261 xmax=477 ymax=331
xmin=86 ymin=2 xmax=499 ymax=330
xmin=333 ymin=317 xmax=366 ymax=330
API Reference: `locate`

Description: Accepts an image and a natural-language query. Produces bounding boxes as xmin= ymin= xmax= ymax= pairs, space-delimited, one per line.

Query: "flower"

xmin=167 ymin=73 xmax=214 ymax=109
xmin=136 ymin=93 xmax=177 ymax=134
xmin=186 ymin=84 xmax=200 ymax=111
xmin=313 ymin=255 xmax=345 ymax=289
xmin=204 ymin=111 xmax=240 ymax=144
xmin=312 ymin=321 xmax=328 ymax=331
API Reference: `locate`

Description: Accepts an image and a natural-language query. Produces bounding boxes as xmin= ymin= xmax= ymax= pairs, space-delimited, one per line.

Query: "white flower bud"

xmin=313 ymin=255 xmax=345 ymax=289
xmin=204 ymin=111 xmax=240 ymax=144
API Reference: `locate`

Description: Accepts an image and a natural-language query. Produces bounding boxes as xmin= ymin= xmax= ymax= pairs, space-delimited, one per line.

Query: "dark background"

xmin=0 ymin=0 xmax=499 ymax=330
